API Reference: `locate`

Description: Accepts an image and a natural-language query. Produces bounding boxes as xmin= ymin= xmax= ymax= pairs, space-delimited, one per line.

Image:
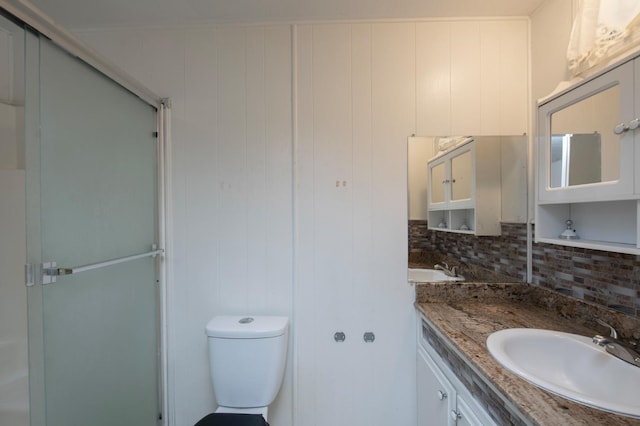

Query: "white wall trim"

xmin=63 ymin=15 xmax=532 ymax=34
xmin=290 ymin=23 xmax=300 ymax=426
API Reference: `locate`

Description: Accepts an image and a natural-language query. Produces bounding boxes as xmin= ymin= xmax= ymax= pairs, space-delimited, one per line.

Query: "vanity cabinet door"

xmin=417 ymin=316 xmax=498 ymax=426
xmin=417 ymin=347 xmax=455 ymax=426
xmin=455 ymin=395 xmax=491 ymax=426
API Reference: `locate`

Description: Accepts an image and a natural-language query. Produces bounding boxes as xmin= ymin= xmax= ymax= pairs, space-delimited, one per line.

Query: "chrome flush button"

xmin=239 ymin=317 xmax=254 ymax=324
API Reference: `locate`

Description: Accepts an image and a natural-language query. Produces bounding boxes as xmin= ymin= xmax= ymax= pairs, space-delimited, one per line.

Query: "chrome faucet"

xmin=592 ymin=318 xmax=640 ymax=368
xmin=434 ymin=262 xmax=458 ymax=278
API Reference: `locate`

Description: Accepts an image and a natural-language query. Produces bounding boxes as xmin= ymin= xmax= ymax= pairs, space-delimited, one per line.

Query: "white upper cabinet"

xmin=427 ymin=139 xmax=502 ymax=236
xmin=537 ymin=61 xmax=635 ymax=203
xmin=536 ymin=56 xmax=640 ymax=254
xmin=417 ymin=20 xmax=528 ymax=136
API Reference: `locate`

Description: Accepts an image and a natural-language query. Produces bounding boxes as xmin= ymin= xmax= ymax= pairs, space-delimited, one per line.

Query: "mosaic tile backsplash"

xmin=409 ymin=220 xmax=640 ymax=317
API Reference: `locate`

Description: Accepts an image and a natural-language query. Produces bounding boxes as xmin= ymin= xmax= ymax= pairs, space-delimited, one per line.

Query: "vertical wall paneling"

xmin=498 ymin=20 xmax=528 ymax=136
xmin=294 ymin=22 xmax=416 ymax=425
xmin=369 ymin=22 xmax=417 ymax=426
xmin=262 ymin=27 xmax=294 ymax=316
xmin=480 ymin=22 xmax=502 ymax=135
xmin=292 ymin=24 xmax=317 ymax=425
xmin=350 ymin=23 xmax=376 ymax=424
xmin=245 ymin=27 xmax=269 ymax=311
xmin=260 ymin=26 xmax=294 ymax=423
xmin=312 ymin=23 xmax=356 ymax=423
xmin=216 ymin=28 xmax=249 ymax=312
xmin=480 ymin=20 xmax=529 ymax=135
xmin=182 ymin=27 xmax=221 ymax=424
xmin=416 ymin=19 xmax=528 ymax=137
xmin=415 ymin=22 xmax=451 ymax=136
xmin=450 ymin=21 xmax=482 ymax=135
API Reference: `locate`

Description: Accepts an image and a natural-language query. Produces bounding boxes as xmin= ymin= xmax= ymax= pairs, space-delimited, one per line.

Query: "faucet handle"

xmin=596 ymin=318 xmax=618 ymax=339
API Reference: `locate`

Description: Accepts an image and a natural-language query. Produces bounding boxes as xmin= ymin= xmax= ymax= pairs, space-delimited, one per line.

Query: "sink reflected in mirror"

xmin=407 ymin=268 xmax=464 ymax=283
xmin=487 ymin=328 xmax=640 ymax=419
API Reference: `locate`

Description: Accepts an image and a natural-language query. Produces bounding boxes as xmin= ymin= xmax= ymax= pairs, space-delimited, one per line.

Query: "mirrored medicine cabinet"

xmin=538 ymin=66 xmax=634 ymax=202
xmin=536 ymin=56 xmax=640 ymax=254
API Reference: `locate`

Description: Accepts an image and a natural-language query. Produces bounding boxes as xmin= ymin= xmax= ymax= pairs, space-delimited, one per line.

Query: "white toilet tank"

xmin=205 ymin=316 xmax=289 ymax=409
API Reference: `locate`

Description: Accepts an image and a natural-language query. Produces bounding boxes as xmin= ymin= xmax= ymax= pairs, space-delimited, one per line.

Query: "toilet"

xmin=204 ymin=315 xmax=289 ymax=423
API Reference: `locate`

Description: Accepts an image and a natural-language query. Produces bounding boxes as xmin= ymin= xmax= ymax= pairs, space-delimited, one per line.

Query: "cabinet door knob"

xmin=450 ymin=410 xmax=462 ymax=421
xmin=614 ymin=122 xmax=629 ymax=134
xmin=437 ymin=390 xmax=447 ymax=400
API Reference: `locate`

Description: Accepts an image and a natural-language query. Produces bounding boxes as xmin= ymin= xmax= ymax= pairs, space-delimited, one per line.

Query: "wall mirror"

xmin=407 ymin=135 xmax=528 ymax=224
xmin=549 ymin=84 xmax=620 ymax=188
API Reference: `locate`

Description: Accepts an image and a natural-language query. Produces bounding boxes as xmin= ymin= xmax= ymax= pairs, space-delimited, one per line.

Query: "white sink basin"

xmin=407 ymin=268 xmax=464 ymax=283
xmin=487 ymin=328 xmax=640 ymax=418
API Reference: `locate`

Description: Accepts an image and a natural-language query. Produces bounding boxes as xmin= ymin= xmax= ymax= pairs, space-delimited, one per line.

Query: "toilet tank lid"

xmin=205 ymin=315 xmax=289 ymax=338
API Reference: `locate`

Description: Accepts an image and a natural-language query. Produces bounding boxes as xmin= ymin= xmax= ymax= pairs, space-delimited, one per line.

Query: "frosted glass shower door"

xmin=27 ymin=36 xmax=161 ymax=425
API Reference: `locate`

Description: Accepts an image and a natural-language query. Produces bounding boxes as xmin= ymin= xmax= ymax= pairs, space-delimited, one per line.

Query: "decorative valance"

xmin=568 ymin=0 xmax=640 ymax=77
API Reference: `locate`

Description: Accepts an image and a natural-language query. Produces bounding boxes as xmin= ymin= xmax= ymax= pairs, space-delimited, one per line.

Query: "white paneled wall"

xmin=416 ymin=19 xmax=528 ymax=136
xmin=79 ymin=26 xmax=293 ymax=426
xmin=78 ymin=16 xmax=529 ymax=426
xmin=295 ymin=22 xmax=416 ymax=425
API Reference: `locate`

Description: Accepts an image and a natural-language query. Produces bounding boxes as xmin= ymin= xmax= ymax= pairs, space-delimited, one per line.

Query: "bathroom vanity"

xmin=417 ymin=314 xmax=496 ymax=426
xmin=414 ymin=282 xmax=640 ymax=426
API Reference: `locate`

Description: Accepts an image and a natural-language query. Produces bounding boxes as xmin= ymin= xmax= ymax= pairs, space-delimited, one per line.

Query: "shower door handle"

xmin=41 ymin=246 xmax=163 ymax=284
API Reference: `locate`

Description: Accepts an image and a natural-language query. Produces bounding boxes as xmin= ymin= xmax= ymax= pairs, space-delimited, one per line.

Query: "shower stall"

xmin=0 ymin=2 xmax=168 ymax=425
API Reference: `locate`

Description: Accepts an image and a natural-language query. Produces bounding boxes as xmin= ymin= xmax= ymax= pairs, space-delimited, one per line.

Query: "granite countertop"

xmin=414 ymin=282 xmax=640 ymax=426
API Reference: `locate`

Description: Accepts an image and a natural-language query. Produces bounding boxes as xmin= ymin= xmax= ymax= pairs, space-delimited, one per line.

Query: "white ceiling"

xmin=27 ymin=0 xmax=548 ymax=29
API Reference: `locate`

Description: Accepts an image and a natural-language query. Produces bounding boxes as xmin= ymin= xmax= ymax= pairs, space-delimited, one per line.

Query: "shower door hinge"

xmin=25 ymin=263 xmax=57 ymax=286
xmin=41 ymin=262 xmax=57 ymax=285
xmin=25 ymin=264 xmax=36 ymax=287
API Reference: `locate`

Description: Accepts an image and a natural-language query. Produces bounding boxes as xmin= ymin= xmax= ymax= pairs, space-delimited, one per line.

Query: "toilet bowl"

xmin=205 ymin=316 xmax=289 ymax=421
